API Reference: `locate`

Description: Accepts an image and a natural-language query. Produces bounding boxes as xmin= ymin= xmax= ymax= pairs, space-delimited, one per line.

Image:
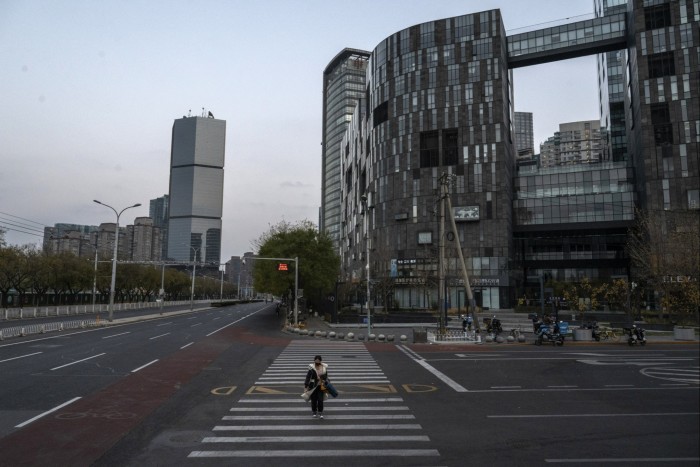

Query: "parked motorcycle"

xmin=535 ymin=322 xmax=564 ymax=346
xmin=626 ymin=325 xmax=646 ymax=346
xmin=486 ymin=316 xmax=503 ymax=336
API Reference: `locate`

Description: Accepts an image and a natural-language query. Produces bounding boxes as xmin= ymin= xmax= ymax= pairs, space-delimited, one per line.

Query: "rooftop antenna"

xmin=188 ymin=109 xmax=192 ymax=117
xmin=202 ymin=107 xmax=205 ymax=117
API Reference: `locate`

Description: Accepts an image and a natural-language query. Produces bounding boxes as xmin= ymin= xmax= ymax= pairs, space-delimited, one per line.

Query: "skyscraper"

xmin=149 ymin=194 xmax=169 ymax=260
xmin=514 ymin=111 xmax=534 ymax=159
xmin=166 ymin=114 xmax=226 ymax=264
xmin=320 ymin=48 xmax=370 ymax=250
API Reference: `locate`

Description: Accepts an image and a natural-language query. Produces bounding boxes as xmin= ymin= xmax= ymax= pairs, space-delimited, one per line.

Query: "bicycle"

xmin=598 ymin=328 xmax=620 ymax=342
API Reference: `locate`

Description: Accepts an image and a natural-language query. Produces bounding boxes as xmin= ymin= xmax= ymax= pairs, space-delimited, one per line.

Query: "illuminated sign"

xmin=278 ymin=263 xmax=289 ymax=271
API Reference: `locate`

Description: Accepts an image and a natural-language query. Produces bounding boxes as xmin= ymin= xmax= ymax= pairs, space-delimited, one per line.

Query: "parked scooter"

xmin=626 ymin=324 xmax=646 ymax=346
xmin=535 ymin=321 xmax=564 ymax=346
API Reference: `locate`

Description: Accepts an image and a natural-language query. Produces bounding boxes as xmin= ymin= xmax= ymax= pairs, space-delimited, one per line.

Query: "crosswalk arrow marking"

xmin=402 ymin=384 xmax=438 ymax=393
xmin=211 ymin=386 xmax=237 ymax=396
xmin=246 ymin=386 xmax=289 ymax=395
xmin=356 ymin=384 xmax=397 ymax=393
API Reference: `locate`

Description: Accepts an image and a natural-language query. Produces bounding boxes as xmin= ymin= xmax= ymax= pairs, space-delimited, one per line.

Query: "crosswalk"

xmin=188 ymin=340 xmax=441 ymax=463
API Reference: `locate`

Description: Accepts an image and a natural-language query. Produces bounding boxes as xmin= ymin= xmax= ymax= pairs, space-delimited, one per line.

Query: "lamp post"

xmin=93 ymin=200 xmax=141 ymax=322
xmin=361 ymin=194 xmax=371 ymax=334
xmin=188 ymin=246 xmax=201 ymax=311
xmin=219 ymin=264 xmax=225 ymax=301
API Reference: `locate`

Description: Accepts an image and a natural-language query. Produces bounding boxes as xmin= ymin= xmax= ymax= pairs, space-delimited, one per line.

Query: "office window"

xmin=645 ymin=4 xmax=671 ymax=30
xmin=443 ymin=129 xmax=459 ymax=166
xmin=420 ymin=131 xmax=439 ymax=168
xmin=648 ymin=52 xmax=675 ymax=78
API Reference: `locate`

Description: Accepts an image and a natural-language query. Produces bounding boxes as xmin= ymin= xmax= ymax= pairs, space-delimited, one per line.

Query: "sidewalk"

xmin=288 ymin=314 xmax=698 ymax=346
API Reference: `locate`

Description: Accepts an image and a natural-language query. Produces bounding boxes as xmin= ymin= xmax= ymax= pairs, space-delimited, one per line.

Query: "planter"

xmin=573 ymin=328 xmax=593 ymax=341
xmin=673 ymin=326 xmax=696 ymax=341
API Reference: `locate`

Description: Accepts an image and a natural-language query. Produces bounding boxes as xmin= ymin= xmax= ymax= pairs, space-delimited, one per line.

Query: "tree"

xmin=627 ymin=209 xmax=700 ymax=325
xmin=562 ymin=277 xmax=607 ymax=322
xmin=252 ymin=220 xmax=340 ymax=308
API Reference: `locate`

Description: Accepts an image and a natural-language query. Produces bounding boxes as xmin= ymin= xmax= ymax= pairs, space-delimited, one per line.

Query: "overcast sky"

xmin=1 ymin=0 xmax=599 ymax=260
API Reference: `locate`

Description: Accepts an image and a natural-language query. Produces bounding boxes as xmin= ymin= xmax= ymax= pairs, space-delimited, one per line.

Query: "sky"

xmin=1 ymin=0 xmax=600 ymax=260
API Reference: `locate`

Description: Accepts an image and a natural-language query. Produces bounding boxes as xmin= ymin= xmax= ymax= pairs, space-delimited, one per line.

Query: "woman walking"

xmin=304 ymin=355 xmax=328 ymax=419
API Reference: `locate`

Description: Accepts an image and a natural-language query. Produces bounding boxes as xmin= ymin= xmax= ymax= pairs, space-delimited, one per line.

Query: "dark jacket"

xmin=304 ymin=363 xmax=328 ymax=389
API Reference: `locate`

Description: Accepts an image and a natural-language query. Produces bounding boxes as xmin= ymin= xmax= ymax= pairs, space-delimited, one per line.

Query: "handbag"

xmin=301 ymin=385 xmax=317 ymax=402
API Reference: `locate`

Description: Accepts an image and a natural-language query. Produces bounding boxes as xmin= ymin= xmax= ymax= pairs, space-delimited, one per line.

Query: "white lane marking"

xmin=213 ymin=424 xmax=422 ymax=431
xmin=488 ymin=412 xmax=700 ymax=419
xmin=149 ymin=333 xmax=170 ymax=340
xmin=0 ymin=351 xmax=42 ymax=363
xmin=397 ymin=345 xmax=468 ymax=392
xmin=223 ymin=415 xmax=416 ymax=421
xmin=189 ymin=449 xmax=439 ymax=457
xmin=415 ymin=359 xmax=468 ymax=392
xmin=237 ymin=397 xmax=404 ymax=403
xmin=492 ymin=386 xmax=522 ymax=389
xmin=466 ymin=386 xmax=698 ymax=393
xmin=548 ymin=385 xmax=578 ymax=388
xmin=190 ymin=323 xmax=202 ymax=327
xmin=15 ymin=397 xmax=82 ymax=427
xmin=203 ymin=435 xmax=428 ymax=442
xmin=131 ymin=359 xmax=158 ymax=373
xmin=180 ymin=342 xmax=194 ymax=349
xmin=50 ymin=353 xmax=106 ymax=371
xmin=206 ymin=311 xmax=259 ymax=336
xmin=230 ymin=406 xmax=410 ymax=412
xmin=102 ymin=332 xmax=130 ymax=339
xmin=156 ymin=322 xmax=173 ymax=326
xmin=545 ymin=457 xmax=699 ymax=463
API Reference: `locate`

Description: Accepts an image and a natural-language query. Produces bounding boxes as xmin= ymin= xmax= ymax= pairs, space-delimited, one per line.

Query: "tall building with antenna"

xmin=166 ymin=110 xmax=226 ymax=264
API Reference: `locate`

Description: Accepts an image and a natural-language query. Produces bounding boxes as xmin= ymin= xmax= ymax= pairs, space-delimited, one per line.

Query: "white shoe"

xmin=312 ymin=413 xmax=317 ymax=418
xmin=319 ymin=414 xmax=324 ymax=419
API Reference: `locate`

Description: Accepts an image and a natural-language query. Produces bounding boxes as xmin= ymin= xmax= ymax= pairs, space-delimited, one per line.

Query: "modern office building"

xmin=321 ymin=49 xmax=370 ymax=250
xmin=514 ymin=111 xmax=535 ymax=159
xmin=149 ymin=194 xmax=169 ymax=259
xmin=596 ymin=0 xmax=630 ymax=162
xmin=166 ymin=113 xmax=226 ymax=264
xmin=337 ymin=0 xmax=699 ymax=309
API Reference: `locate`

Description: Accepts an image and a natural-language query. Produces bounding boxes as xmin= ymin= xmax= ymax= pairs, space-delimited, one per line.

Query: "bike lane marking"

xmin=0 ymin=322 xmax=262 ymax=467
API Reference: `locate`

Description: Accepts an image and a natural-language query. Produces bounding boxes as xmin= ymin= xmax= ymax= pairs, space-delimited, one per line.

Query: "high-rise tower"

xmin=166 ymin=113 xmax=226 ymax=263
xmin=321 ymin=48 xmax=370 ymax=250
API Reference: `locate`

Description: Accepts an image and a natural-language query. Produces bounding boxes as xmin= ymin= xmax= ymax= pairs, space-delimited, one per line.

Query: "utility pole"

xmin=443 ymin=174 xmax=480 ymax=332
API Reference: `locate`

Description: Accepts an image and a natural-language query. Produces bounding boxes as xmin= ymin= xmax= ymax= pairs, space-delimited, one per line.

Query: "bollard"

xmin=346 ymin=332 xmax=355 ymax=341
xmin=400 ymin=335 xmax=407 ymax=342
xmin=328 ymin=331 xmax=336 ymax=339
xmin=377 ymin=334 xmax=386 ymax=342
xmin=387 ymin=335 xmax=395 ymax=342
xmin=20 ymin=327 xmax=26 ymax=337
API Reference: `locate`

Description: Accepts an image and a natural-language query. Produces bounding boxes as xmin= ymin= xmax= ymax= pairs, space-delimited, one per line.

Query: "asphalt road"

xmin=0 ymin=303 xmax=697 ymax=467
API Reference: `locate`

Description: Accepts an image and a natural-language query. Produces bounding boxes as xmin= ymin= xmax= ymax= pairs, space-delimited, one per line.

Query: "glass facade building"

xmin=336 ymin=1 xmax=699 ymax=310
xmin=167 ymin=116 xmax=226 ymax=264
xmin=321 ymin=49 xmax=370 ymax=250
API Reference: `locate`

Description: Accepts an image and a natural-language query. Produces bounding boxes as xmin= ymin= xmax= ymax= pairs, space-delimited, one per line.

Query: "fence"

xmin=0 ymin=300 xmax=198 ymax=341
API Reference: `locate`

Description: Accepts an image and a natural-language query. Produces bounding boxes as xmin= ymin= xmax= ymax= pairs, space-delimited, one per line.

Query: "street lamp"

xmin=93 ymin=200 xmax=141 ymax=322
xmin=187 ymin=246 xmax=201 ymax=311
xmin=361 ymin=194 xmax=371 ymax=334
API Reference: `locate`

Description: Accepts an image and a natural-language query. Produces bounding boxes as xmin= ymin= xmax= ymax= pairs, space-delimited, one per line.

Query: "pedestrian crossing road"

xmin=188 ymin=340 xmax=441 ymax=463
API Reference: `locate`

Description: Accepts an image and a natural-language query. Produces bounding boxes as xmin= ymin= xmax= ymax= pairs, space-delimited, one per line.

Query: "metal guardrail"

xmin=0 ymin=300 xmax=200 ymax=341
xmin=0 ymin=318 xmax=104 ymax=340
xmin=428 ymin=328 xmax=481 ymax=343
xmin=1 ymin=300 xmax=194 ymax=321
